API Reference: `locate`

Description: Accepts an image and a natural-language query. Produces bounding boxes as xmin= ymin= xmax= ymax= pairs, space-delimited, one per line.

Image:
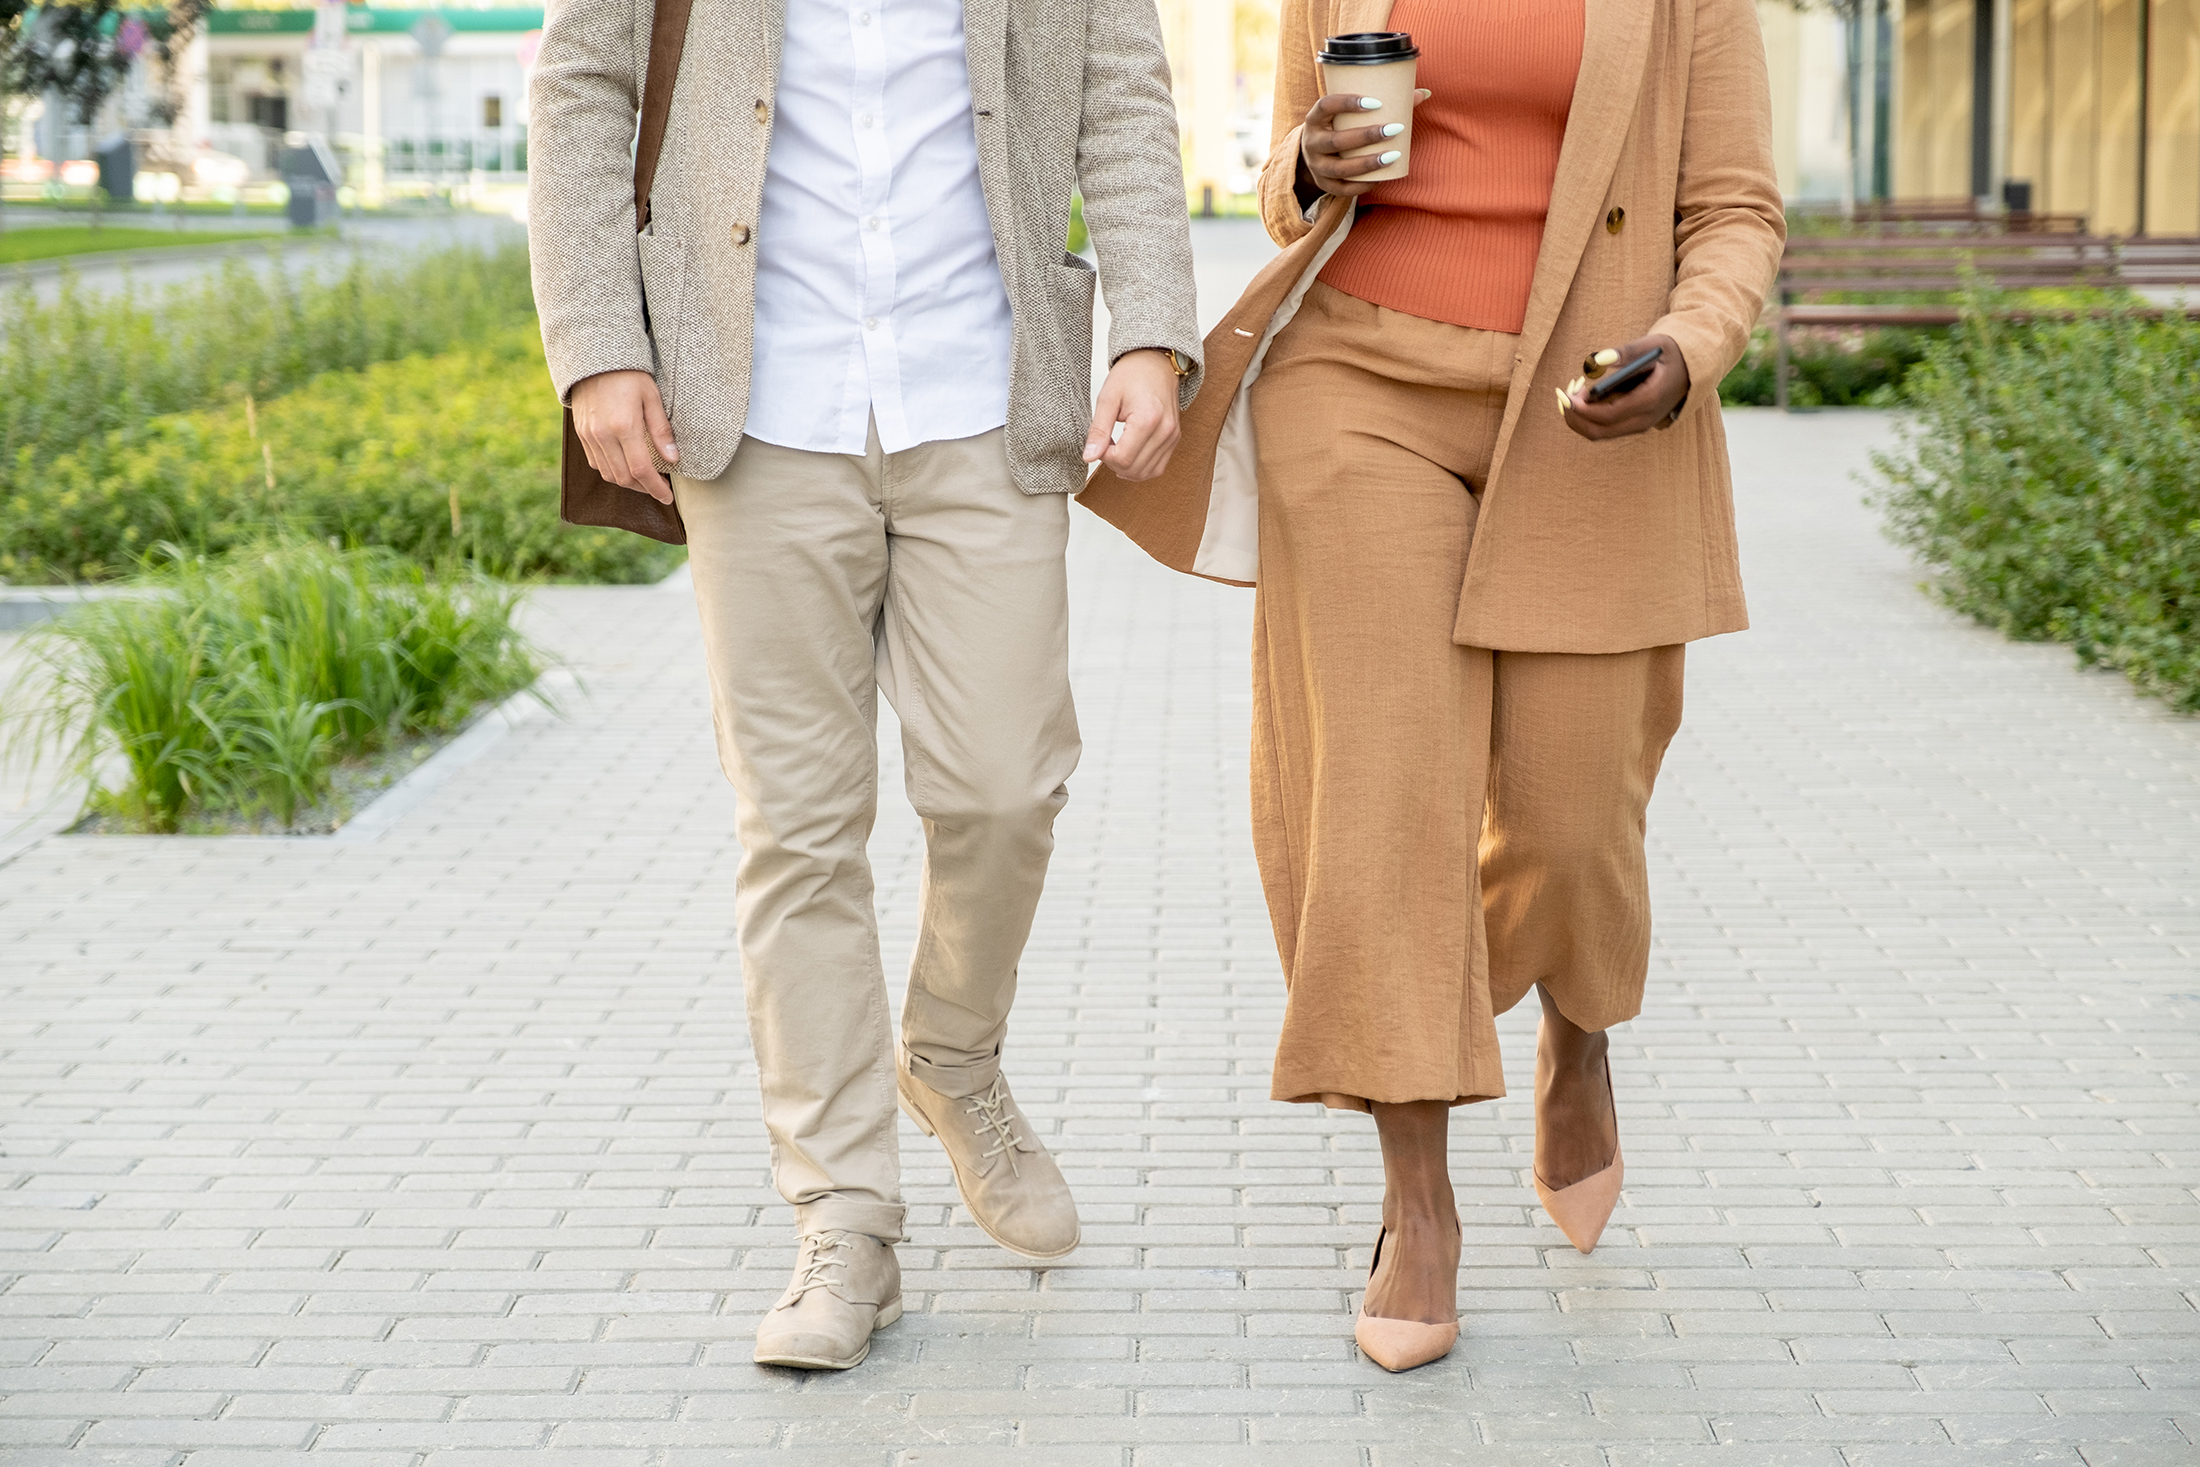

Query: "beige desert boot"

xmin=752 ymin=1230 xmax=903 ymax=1370
xmin=897 ymin=1055 xmax=1080 ymax=1260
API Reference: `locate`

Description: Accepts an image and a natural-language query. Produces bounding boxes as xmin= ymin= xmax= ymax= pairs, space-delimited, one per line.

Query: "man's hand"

xmin=571 ymin=369 xmax=678 ymax=503
xmin=1559 ymin=334 xmax=1691 ymax=441
xmin=1083 ymin=348 xmax=1183 ymax=482
xmin=1297 ymin=88 xmax=1432 ymax=200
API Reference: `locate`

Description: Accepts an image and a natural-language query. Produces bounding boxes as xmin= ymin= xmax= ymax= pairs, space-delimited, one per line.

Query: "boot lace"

xmin=789 ymin=1230 xmax=854 ymax=1300
xmin=962 ymin=1076 xmax=1027 ymax=1178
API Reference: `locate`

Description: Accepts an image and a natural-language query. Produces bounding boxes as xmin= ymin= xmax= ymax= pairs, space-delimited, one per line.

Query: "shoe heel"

xmin=873 ymin=1296 xmax=904 ymax=1332
xmin=896 ymin=1091 xmax=936 ymax=1138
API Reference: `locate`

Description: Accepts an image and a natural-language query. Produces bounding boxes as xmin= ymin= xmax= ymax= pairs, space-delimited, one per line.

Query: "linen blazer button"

xmin=754 ymin=99 xmax=769 ymax=124
xmin=1606 ymin=206 xmax=1626 ymax=234
xmin=729 ymin=223 xmax=752 ymax=246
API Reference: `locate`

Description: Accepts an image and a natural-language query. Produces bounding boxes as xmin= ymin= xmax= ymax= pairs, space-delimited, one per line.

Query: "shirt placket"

xmin=848 ymin=0 xmax=907 ymax=449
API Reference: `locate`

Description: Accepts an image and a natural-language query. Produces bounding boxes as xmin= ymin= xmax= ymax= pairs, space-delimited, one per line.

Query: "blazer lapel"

xmin=1333 ymin=0 xmax=1396 ymax=37
xmin=1484 ymin=0 xmax=1655 ymax=488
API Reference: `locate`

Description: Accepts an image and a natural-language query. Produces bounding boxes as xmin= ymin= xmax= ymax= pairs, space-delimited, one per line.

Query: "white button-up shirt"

xmin=743 ymin=0 xmax=1016 ymax=455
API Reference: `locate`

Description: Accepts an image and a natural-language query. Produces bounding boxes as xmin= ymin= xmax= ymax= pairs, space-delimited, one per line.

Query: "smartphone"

xmin=1584 ymin=346 xmax=1662 ymax=404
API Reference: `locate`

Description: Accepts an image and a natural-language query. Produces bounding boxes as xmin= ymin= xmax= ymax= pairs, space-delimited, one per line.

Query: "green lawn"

xmin=0 ymin=225 xmax=278 ymax=265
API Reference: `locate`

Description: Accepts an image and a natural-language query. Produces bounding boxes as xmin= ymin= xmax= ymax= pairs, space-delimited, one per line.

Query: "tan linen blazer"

xmin=1079 ymin=0 xmax=1785 ymax=651
xmin=526 ymin=0 xmax=1202 ymax=494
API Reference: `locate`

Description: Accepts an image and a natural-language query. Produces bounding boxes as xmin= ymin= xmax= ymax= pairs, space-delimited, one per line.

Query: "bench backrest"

xmin=1789 ymin=199 xmax=2089 ymax=234
xmin=1777 ymin=235 xmax=2200 ymax=297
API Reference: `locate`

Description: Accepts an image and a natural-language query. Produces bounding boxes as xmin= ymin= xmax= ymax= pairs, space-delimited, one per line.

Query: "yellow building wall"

xmin=1759 ymin=0 xmax=1805 ymax=198
xmin=1897 ymin=0 xmax=1977 ymax=196
xmin=2097 ymin=0 xmax=2143 ymax=231
xmin=2044 ymin=0 xmax=2100 ymax=217
xmin=1154 ymin=0 xmax=1282 ymax=198
xmin=1908 ymin=0 xmax=2196 ymax=233
xmin=2009 ymin=0 xmax=2053 ymax=189
xmin=2147 ymin=0 xmax=2200 ymax=233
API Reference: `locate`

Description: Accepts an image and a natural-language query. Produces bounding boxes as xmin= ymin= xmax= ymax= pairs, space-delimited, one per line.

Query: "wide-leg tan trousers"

xmin=674 ymin=425 xmax=1080 ymax=1241
xmin=1248 ymin=283 xmax=1684 ymax=1111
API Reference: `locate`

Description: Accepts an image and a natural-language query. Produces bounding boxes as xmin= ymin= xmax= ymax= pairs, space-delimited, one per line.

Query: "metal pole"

xmin=2135 ymin=0 xmax=2150 ymax=235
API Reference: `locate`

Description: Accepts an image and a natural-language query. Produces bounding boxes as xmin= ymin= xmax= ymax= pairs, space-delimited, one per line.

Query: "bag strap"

xmin=633 ymin=0 xmax=696 ymax=233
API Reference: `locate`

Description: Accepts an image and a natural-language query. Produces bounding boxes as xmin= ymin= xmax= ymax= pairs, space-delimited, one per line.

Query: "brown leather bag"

xmin=556 ymin=0 xmax=696 ymax=546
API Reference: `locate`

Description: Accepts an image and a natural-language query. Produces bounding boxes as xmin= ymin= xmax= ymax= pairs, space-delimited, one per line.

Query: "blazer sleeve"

xmin=525 ymin=0 xmax=658 ymax=404
xmin=1077 ymin=0 xmax=1205 ymax=403
xmin=1649 ymin=0 xmax=1786 ymax=423
xmin=1257 ymin=0 xmax=1325 ymax=246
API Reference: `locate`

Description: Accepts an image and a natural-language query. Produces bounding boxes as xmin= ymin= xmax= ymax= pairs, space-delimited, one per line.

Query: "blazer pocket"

xmin=1051 ymin=256 xmax=1097 ymax=376
xmin=637 ymin=231 xmax=689 ymax=409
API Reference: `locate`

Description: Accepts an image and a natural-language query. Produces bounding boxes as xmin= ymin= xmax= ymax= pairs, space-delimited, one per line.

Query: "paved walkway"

xmin=4 ymin=303 xmax=2200 ymax=1460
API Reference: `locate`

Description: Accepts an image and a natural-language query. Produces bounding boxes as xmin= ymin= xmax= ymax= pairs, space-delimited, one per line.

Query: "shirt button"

xmin=856 ymin=113 xmax=872 ymax=128
xmin=857 ymin=10 xmax=871 ymax=21
xmin=864 ymin=217 xmax=880 ymax=231
xmin=864 ymin=316 xmax=880 ymax=330
xmin=729 ymin=223 xmax=752 ymax=245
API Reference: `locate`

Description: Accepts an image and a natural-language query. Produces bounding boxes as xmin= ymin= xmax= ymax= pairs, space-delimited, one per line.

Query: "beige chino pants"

xmin=674 ymin=424 xmax=1080 ymax=1242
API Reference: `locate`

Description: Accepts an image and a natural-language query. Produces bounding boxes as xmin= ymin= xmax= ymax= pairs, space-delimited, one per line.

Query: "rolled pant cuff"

xmin=793 ymin=1198 xmax=906 ymax=1244
xmin=902 ymin=1045 xmax=1003 ymax=1100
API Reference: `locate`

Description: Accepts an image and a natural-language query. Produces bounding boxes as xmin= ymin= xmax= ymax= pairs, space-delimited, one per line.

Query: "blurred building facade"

xmin=1892 ymin=0 xmax=2197 ymax=233
xmin=1180 ymin=0 xmax=2197 ymax=234
xmin=6 ymin=0 xmax=2192 ymax=233
xmin=200 ymin=6 xmax=539 ymax=201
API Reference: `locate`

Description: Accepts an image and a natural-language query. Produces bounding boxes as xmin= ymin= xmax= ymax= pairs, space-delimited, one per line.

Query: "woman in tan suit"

xmin=1081 ymin=0 xmax=1782 ymax=1372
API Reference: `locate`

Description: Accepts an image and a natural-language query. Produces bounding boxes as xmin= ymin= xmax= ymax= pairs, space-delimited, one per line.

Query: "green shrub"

xmin=1870 ymin=300 xmax=2200 ymax=711
xmin=1719 ymin=324 xmax=1938 ymax=407
xmin=1 ymin=323 xmax=680 ymax=584
xmin=5 ymin=541 xmax=543 ymax=832
xmin=0 ymin=240 xmax=537 ymax=513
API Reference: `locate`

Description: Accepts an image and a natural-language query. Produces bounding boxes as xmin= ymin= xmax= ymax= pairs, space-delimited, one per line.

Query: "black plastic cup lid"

xmin=1318 ymin=31 xmax=1419 ymax=64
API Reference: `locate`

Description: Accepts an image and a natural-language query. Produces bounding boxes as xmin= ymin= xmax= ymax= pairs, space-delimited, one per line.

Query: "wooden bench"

xmin=1787 ymin=197 xmax=2089 ymax=234
xmin=1770 ymin=233 xmax=2200 ymax=408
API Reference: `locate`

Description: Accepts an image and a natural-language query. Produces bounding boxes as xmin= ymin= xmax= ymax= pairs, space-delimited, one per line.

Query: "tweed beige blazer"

xmin=1079 ymin=0 xmax=1785 ymax=651
xmin=526 ymin=0 xmax=1202 ymax=493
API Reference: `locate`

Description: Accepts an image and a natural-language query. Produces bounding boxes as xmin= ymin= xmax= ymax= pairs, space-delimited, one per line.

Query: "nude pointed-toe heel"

xmin=1534 ymin=1142 xmax=1623 ymax=1254
xmin=1355 ymin=1310 xmax=1460 ymax=1373
xmin=1534 ymin=1056 xmax=1624 ymax=1254
xmin=1353 ymin=1228 xmax=1460 ymax=1373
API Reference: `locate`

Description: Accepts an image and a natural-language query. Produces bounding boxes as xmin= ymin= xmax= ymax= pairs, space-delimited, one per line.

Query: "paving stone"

xmin=4 ymin=227 xmax=2199 ymax=1458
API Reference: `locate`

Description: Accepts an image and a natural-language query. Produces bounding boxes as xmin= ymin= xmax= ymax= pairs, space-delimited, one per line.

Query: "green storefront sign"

xmin=208 ymin=8 xmax=545 ymax=36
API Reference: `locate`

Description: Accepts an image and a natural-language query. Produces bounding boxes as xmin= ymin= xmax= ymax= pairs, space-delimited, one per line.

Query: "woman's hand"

xmin=1558 ymin=334 xmax=1691 ymax=440
xmin=1296 ymin=89 xmax=1431 ymax=200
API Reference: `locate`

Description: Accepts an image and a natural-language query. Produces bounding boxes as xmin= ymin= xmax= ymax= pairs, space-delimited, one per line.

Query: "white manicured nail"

xmin=1359 ymin=97 xmax=1383 ymax=109
xmin=1378 ymin=150 xmax=1402 ymax=165
xmin=1381 ymin=123 xmax=1404 ymax=138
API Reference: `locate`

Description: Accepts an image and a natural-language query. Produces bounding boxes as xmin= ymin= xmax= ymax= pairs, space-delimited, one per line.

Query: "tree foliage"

xmin=4 ymin=0 xmax=210 ymax=129
xmin=8 ymin=1 xmax=129 ymax=126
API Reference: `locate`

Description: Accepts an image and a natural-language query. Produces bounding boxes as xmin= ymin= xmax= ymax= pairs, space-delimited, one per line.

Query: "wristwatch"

xmin=1153 ymin=348 xmax=1194 ymax=378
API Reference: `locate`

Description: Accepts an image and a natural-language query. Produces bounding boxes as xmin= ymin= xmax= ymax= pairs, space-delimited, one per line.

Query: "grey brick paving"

xmin=4 ymin=231 xmax=2200 ymax=1462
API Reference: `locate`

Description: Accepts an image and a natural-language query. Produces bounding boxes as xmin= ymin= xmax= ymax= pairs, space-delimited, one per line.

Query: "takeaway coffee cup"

xmin=1317 ymin=32 xmax=1420 ymax=182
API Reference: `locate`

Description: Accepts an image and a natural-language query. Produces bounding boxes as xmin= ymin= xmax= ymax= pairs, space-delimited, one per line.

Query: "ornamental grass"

xmin=4 ymin=541 xmax=543 ymax=833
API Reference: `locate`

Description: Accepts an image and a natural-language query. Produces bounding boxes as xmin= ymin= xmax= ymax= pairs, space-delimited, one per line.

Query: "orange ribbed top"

xmin=1316 ymin=0 xmax=1585 ymax=333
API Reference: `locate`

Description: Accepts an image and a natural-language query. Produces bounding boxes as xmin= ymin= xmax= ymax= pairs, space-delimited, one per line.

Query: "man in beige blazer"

xmin=527 ymin=0 xmax=1200 ymax=1370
